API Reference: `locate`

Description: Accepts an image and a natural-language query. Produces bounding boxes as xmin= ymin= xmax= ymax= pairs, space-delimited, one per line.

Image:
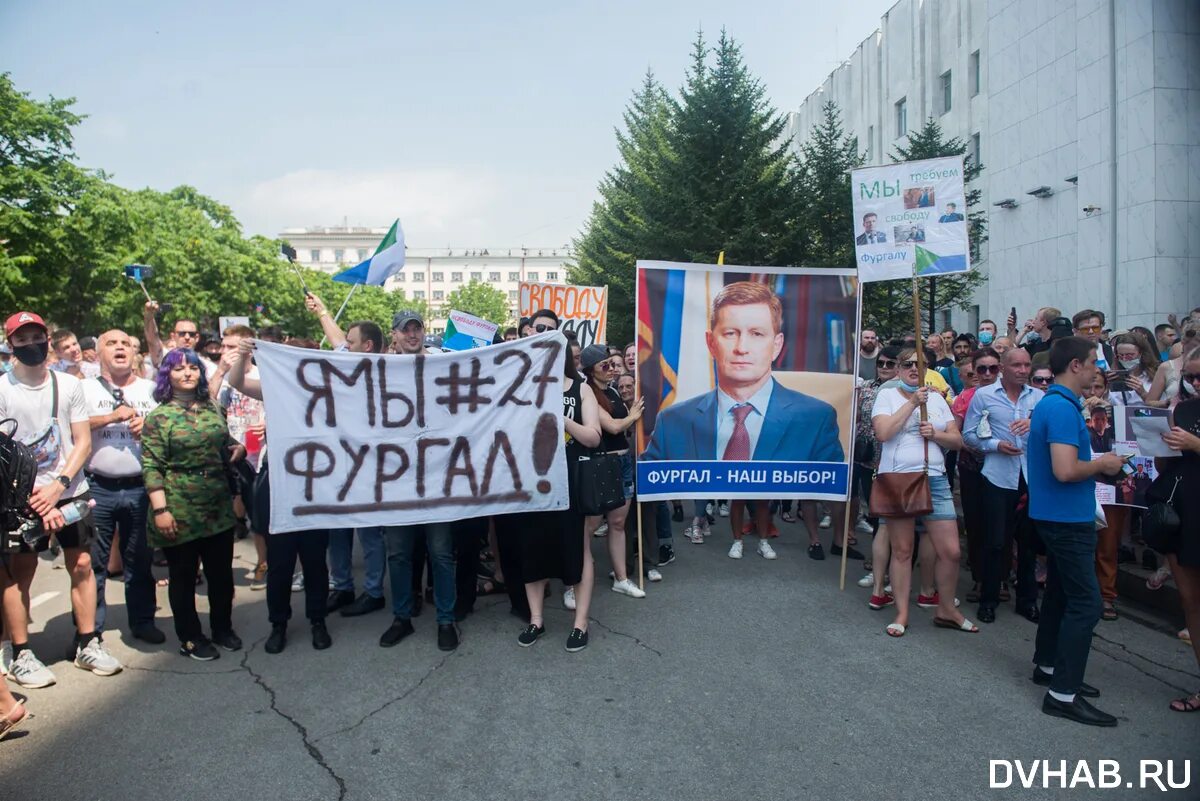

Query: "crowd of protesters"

xmin=0 ymin=296 xmax=1198 ymax=741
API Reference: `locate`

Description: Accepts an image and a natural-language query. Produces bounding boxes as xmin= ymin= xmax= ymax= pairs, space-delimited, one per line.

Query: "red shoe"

xmin=916 ymin=592 xmax=939 ymax=608
xmin=868 ymin=593 xmax=895 ymax=610
xmin=741 ymin=522 xmax=754 ymax=536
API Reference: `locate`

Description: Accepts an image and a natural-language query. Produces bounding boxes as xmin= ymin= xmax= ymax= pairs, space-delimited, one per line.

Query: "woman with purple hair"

xmin=141 ymin=348 xmax=244 ymax=661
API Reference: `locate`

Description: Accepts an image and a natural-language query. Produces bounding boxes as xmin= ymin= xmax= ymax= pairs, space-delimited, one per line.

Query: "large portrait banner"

xmin=254 ymin=335 xmax=570 ymax=532
xmin=635 ymin=261 xmax=858 ymax=501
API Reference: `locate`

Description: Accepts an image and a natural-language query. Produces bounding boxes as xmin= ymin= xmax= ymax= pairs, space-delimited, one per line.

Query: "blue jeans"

xmin=89 ymin=480 xmax=155 ymax=633
xmin=1032 ymin=520 xmax=1102 ymax=695
xmin=384 ymin=523 xmax=456 ymax=624
xmin=327 ymin=526 xmax=386 ymax=598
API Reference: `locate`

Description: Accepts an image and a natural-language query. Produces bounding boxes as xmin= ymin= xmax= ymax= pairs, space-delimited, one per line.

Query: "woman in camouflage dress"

xmin=142 ymin=349 xmax=243 ymax=661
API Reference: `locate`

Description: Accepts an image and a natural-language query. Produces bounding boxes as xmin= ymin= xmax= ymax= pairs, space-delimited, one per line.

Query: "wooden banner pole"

xmin=635 ymin=502 xmax=644 ymax=591
xmin=912 ymin=277 xmax=928 ymax=423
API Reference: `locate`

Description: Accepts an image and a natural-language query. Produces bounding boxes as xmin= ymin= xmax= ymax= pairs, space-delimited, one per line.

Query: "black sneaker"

xmin=179 ymin=638 xmax=220 ymax=661
xmin=830 ymin=544 xmax=865 ymax=560
xmin=131 ymin=625 xmax=167 ymax=645
xmin=379 ymin=618 xmax=414 ymax=648
xmin=311 ymin=621 xmax=332 ymax=650
xmin=565 ymin=627 xmax=589 ymax=653
xmin=326 ymin=589 xmax=355 ymax=614
xmin=265 ymin=625 xmax=287 ymax=654
xmin=807 ymin=543 xmax=826 ymax=561
xmin=517 ymin=624 xmax=545 ymax=647
xmin=657 ymin=544 xmax=676 ymax=566
xmin=340 ymin=593 xmax=386 ymax=617
xmin=212 ymin=630 xmax=243 ymax=652
xmin=437 ymin=624 xmax=459 ymax=652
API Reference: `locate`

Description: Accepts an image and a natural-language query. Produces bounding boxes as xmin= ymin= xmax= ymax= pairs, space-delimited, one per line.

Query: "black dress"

xmin=519 ymin=378 xmax=586 ymax=585
xmin=1169 ymin=399 xmax=1200 ymax=568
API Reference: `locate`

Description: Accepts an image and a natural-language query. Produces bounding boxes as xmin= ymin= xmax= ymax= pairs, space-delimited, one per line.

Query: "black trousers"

xmin=454 ymin=516 xmax=486 ymax=615
xmin=958 ymin=464 xmax=986 ymax=582
xmin=266 ymin=529 xmax=329 ymax=625
xmin=492 ymin=513 xmax=529 ymax=619
xmin=162 ymin=530 xmax=235 ymax=643
xmin=979 ymin=474 xmax=1039 ymax=609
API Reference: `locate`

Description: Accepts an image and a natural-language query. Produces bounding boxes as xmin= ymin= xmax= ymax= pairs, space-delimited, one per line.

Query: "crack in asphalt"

xmin=1090 ymin=632 xmax=1199 ymax=694
xmin=314 ymin=649 xmax=460 ymax=744
xmin=124 ymin=664 xmax=244 ymax=676
xmin=237 ymin=638 xmax=348 ymax=801
xmin=586 ymin=614 xmax=663 ymax=656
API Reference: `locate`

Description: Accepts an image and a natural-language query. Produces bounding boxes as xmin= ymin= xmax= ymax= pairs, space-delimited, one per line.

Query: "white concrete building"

xmin=279 ymin=225 xmax=571 ymax=329
xmin=787 ymin=0 xmax=1200 ymax=334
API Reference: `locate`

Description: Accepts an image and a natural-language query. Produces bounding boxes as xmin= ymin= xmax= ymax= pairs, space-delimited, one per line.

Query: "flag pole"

xmin=331 ymin=282 xmax=360 ymax=325
xmin=912 ymin=277 xmax=928 ymax=423
xmin=636 ymin=502 xmax=644 ymax=591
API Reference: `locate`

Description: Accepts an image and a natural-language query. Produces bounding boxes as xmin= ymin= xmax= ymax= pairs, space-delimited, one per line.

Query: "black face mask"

xmin=13 ymin=341 xmax=49 ymax=367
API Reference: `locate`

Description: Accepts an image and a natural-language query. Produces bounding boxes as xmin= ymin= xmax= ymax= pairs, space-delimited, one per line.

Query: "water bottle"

xmin=61 ymin=498 xmax=96 ymax=525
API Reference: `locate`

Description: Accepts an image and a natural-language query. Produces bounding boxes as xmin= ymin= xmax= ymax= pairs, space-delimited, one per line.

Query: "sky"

xmin=2 ymin=0 xmax=897 ymax=248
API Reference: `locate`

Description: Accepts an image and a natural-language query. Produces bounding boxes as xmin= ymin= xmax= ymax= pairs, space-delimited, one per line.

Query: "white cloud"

xmin=236 ymin=167 xmax=506 ymax=245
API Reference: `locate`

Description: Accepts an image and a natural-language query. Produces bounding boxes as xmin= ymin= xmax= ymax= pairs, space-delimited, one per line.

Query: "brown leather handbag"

xmin=869 ymin=437 xmax=933 ymax=518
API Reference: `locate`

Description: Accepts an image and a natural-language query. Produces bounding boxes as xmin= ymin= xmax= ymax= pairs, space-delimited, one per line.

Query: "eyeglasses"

xmin=534 ymin=323 xmax=556 ymax=333
xmin=976 ymin=364 xmax=1000 ymax=374
xmin=877 ymin=359 xmax=897 ymax=368
xmin=175 ymin=330 xmax=198 ymax=338
xmin=899 ymin=360 xmax=919 ymax=369
xmin=1030 ymin=375 xmax=1051 ymax=385
xmin=1076 ymin=325 xmax=1102 ymax=334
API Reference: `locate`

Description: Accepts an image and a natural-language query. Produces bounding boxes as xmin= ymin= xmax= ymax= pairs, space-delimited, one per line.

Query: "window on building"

xmin=940 ymin=71 xmax=952 ymax=114
xmin=334 ymin=249 xmax=344 ymax=263
xmin=413 ymin=290 xmax=426 ymax=300
xmin=969 ymin=51 xmax=981 ymax=97
xmin=471 ymin=272 xmax=482 ymax=282
xmin=432 ymin=272 xmax=444 ymax=282
xmin=412 ymin=272 xmax=425 ymax=281
xmin=489 ymin=271 xmax=501 ymax=282
xmin=895 ymin=97 xmax=907 ymax=137
xmin=509 ymin=271 xmax=520 ymax=282
xmin=527 ymin=272 xmax=539 ymax=282
xmin=451 ymin=272 xmax=463 ymax=282
xmin=393 ymin=272 xmax=405 ymax=282
xmin=508 ymin=290 xmax=518 ymax=301
xmin=309 ymin=250 xmax=321 ymax=263
xmin=546 ymin=271 xmax=558 ymax=281
xmin=970 ymin=132 xmax=981 ymax=167
xmin=968 ymin=304 xmax=980 ymax=334
xmin=433 ymin=290 xmax=444 ymax=301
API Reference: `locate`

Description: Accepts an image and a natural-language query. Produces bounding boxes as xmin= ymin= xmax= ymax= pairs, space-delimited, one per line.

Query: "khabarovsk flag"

xmin=333 ymin=219 xmax=405 ymax=286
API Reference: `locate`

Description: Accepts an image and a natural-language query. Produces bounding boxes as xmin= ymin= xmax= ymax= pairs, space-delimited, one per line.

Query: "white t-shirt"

xmin=872 ymin=386 xmax=955 ymax=476
xmin=218 ymin=367 xmax=264 ymax=468
xmin=82 ymin=376 xmax=159 ymax=478
xmin=0 ymin=371 xmax=91 ymax=497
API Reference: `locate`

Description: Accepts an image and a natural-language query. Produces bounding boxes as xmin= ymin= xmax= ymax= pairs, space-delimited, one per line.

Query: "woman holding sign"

xmin=517 ymin=346 xmax=602 ymax=653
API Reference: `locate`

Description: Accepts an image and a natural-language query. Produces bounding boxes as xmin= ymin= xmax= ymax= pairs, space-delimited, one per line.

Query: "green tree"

xmin=795 ymin=101 xmax=864 ymax=269
xmin=572 ymin=31 xmax=807 ymax=341
xmin=445 ymin=279 xmax=509 ymax=326
xmin=871 ymin=116 xmax=988 ymax=336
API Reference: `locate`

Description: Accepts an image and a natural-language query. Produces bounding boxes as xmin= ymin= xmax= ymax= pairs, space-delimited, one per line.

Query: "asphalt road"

xmin=1 ymin=520 xmax=1197 ymax=801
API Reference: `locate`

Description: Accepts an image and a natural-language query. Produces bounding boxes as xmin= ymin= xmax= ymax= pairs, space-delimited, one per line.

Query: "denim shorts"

xmin=923 ymin=473 xmax=957 ymax=522
xmin=618 ymin=452 xmax=635 ymax=500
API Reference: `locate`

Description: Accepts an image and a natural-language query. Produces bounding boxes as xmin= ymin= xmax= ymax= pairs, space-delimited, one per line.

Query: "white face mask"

xmin=1182 ymin=380 xmax=1196 ymax=397
xmin=1118 ymin=358 xmax=1140 ymax=370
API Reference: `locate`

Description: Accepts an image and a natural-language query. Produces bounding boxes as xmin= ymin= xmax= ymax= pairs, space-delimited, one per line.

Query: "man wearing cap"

xmin=0 ymin=312 xmax=122 ymax=688
xmin=391 ymin=310 xmax=433 ymax=355
xmin=84 ymin=330 xmax=163 ymax=644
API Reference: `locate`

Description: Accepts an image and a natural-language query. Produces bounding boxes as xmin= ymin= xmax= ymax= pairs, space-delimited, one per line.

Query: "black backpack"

xmin=0 ymin=418 xmax=39 ymax=534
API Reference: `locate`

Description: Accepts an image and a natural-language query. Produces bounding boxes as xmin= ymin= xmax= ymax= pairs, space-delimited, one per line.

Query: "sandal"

xmin=1168 ymin=692 xmax=1200 ymax=713
xmin=933 ymin=616 xmax=980 ymax=633
xmin=885 ymin=622 xmax=906 ymax=637
xmin=1101 ymin=602 xmax=1118 ymax=621
xmin=0 ymin=703 xmax=27 ymax=741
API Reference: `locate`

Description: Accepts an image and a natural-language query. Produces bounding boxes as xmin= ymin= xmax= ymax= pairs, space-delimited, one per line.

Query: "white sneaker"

xmin=8 ymin=649 xmax=56 ymax=688
xmin=728 ymin=540 xmax=743 ymax=559
xmin=0 ymin=640 xmax=11 ymax=676
xmin=854 ymin=518 xmax=874 ymax=536
xmin=594 ymin=522 xmax=609 ymax=537
xmin=611 ymin=578 xmax=646 ymax=598
xmin=647 ymin=568 xmax=663 ymax=582
xmin=291 ymin=571 xmax=304 ymax=592
xmin=684 ymin=525 xmax=704 ymax=544
xmin=857 ymin=571 xmax=875 ymax=588
xmin=75 ymin=638 xmax=123 ymax=676
xmin=819 ymin=513 xmax=832 ymax=529
xmin=705 ymin=502 xmax=715 ymax=517
xmin=884 ymin=583 xmax=893 ymax=594
xmin=563 ymin=586 xmax=577 ymax=611
xmin=718 ymin=502 xmax=729 ymax=517
xmin=757 ymin=540 xmax=777 ymax=560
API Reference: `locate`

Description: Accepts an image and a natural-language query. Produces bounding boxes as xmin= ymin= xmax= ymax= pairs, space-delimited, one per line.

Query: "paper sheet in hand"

xmin=1116 ymin=406 xmax=1179 ymax=458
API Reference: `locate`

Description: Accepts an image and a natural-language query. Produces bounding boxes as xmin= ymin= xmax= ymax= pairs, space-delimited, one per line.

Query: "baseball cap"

xmin=580 ymin=344 xmax=610 ymax=370
xmin=78 ymin=335 xmax=97 ymax=351
xmin=392 ymin=310 xmax=424 ymax=331
xmin=4 ymin=311 xmax=47 ymax=339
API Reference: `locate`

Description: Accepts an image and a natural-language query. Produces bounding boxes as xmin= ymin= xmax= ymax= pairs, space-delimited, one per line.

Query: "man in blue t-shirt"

xmin=1026 ymin=336 xmax=1124 ymax=727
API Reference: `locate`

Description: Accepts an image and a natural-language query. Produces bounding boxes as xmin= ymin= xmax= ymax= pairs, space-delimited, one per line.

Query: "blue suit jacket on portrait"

xmin=642 ymin=379 xmax=845 ymax=462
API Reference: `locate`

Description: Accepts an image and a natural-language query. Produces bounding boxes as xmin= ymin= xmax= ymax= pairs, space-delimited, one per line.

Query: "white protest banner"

xmin=442 ymin=309 xmax=499 ymax=351
xmin=851 ymin=155 xmax=970 ymax=282
xmin=254 ymin=334 xmax=570 ymax=533
xmin=219 ymin=315 xmax=251 ymax=333
xmin=519 ymin=281 xmax=608 ymax=347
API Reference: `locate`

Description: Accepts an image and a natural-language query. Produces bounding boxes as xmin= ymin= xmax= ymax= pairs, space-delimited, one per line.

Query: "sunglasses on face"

xmin=1031 ymin=375 xmax=1051 ymax=385
xmin=534 ymin=323 xmax=556 ymax=333
xmin=976 ymin=364 xmax=1000 ymax=374
xmin=877 ymin=359 xmax=897 ymax=368
xmin=175 ymin=330 xmax=198 ymax=338
xmin=1077 ymin=325 xmax=1102 ymax=334
xmin=899 ymin=360 xmax=919 ymax=369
